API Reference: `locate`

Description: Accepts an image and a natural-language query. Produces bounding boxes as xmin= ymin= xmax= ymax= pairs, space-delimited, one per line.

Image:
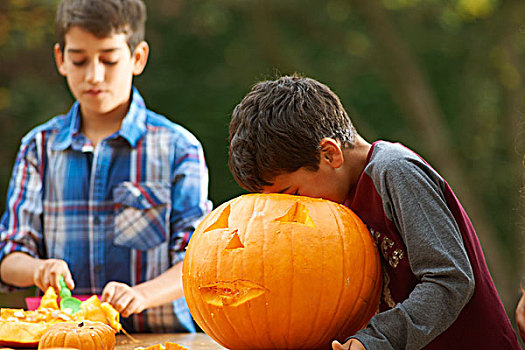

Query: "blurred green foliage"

xmin=0 ymin=0 xmax=524 ymax=322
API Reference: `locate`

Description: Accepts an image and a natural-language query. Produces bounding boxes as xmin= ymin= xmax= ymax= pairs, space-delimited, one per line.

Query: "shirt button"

xmin=94 ymin=265 xmax=102 ymax=273
xmin=93 ymin=216 xmax=101 ymax=225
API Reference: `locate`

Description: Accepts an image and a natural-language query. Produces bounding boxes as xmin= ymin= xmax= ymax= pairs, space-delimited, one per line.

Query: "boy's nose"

xmin=85 ymin=61 xmax=104 ymax=84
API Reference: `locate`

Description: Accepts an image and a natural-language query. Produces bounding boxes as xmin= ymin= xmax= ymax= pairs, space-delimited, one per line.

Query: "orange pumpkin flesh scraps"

xmin=77 ymin=296 xmax=122 ymax=333
xmin=0 ymin=319 xmax=48 ymax=348
xmin=136 ymin=341 xmax=188 ymax=350
xmin=0 ymin=287 xmax=122 ymax=348
xmin=39 ymin=288 xmax=59 ymax=310
xmin=183 ymin=193 xmax=382 ymax=350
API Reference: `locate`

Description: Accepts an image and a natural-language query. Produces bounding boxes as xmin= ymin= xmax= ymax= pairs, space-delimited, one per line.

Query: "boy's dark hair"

xmin=56 ymin=0 xmax=146 ymax=52
xmin=229 ymin=75 xmax=357 ymax=192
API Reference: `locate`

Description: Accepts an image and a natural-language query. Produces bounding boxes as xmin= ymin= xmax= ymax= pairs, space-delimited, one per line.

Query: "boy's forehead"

xmin=261 ymin=173 xmax=296 ymax=194
xmin=64 ymin=26 xmax=128 ymax=50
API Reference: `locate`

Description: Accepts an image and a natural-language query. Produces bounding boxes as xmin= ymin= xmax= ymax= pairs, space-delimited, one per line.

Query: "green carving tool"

xmin=58 ymin=275 xmax=82 ymax=314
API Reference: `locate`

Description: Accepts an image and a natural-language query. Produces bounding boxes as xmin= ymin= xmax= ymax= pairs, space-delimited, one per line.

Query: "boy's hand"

xmin=515 ymin=286 xmax=525 ymax=342
xmin=101 ymin=281 xmax=147 ymax=318
xmin=332 ymin=339 xmax=366 ymax=350
xmin=33 ymin=258 xmax=75 ymax=292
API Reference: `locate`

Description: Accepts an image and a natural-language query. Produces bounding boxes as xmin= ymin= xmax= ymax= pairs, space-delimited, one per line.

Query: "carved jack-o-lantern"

xmin=182 ymin=194 xmax=381 ymax=350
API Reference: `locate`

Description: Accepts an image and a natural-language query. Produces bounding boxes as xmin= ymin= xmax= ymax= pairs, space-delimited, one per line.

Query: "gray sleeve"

xmin=351 ymin=155 xmax=475 ymax=350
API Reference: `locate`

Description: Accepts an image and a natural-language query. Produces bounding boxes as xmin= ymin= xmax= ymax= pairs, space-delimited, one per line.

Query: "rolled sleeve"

xmin=0 ymin=139 xmax=45 ymax=291
xmin=169 ymin=136 xmax=212 ymax=258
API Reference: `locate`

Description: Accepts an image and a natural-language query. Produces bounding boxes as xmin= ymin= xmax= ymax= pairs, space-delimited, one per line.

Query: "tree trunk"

xmin=499 ymin=0 xmax=525 ymax=292
xmin=349 ymin=0 xmax=514 ymax=306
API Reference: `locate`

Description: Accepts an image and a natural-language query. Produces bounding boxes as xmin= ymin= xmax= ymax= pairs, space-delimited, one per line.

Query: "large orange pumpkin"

xmin=182 ymin=193 xmax=382 ymax=349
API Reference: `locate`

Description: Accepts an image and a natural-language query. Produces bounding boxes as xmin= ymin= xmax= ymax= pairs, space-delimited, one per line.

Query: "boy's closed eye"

xmin=273 ymin=186 xmax=299 ymax=196
xmin=67 ymin=48 xmax=121 ymax=67
xmin=71 ymin=58 xmax=119 ymax=66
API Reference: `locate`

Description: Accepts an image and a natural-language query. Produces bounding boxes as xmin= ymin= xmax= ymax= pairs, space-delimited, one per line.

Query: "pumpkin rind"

xmin=182 ymin=193 xmax=382 ymax=350
xmin=0 ymin=320 xmax=47 ymax=347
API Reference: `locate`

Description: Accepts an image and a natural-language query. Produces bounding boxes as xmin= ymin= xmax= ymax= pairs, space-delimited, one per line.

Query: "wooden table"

xmin=116 ymin=333 xmax=225 ymax=350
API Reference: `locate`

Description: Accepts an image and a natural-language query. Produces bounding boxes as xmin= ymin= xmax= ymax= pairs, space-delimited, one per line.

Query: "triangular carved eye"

xmin=203 ymin=204 xmax=231 ymax=233
xmin=275 ymin=202 xmax=315 ymax=227
xmin=225 ymin=230 xmax=244 ymax=250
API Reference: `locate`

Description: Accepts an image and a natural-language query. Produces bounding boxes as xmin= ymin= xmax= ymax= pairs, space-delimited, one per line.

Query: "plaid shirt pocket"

xmin=113 ymin=181 xmax=171 ymax=251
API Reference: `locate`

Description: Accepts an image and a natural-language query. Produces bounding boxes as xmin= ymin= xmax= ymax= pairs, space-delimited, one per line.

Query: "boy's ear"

xmin=319 ymin=138 xmax=344 ymax=169
xmin=54 ymin=43 xmax=67 ymax=77
xmin=131 ymin=41 xmax=149 ymax=76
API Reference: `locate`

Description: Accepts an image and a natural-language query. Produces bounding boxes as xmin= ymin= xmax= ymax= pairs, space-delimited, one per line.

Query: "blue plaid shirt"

xmin=0 ymin=88 xmax=212 ymax=333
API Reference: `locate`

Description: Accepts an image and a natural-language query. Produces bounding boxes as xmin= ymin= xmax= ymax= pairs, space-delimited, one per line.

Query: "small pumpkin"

xmin=182 ymin=193 xmax=382 ymax=350
xmin=38 ymin=321 xmax=115 ymax=350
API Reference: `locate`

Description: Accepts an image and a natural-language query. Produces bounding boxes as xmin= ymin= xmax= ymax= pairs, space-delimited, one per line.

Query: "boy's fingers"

xmin=101 ymin=283 xmax=116 ymax=303
xmin=33 ymin=263 xmax=46 ymax=291
xmin=122 ymin=299 xmax=143 ymax=318
xmin=50 ymin=271 xmax=60 ymax=291
xmin=64 ymin=273 xmax=75 ymax=290
xmin=111 ymin=291 xmax=133 ymax=315
xmin=103 ymin=282 xmax=128 ymax=304
xmin=332 ymin=340 xmax=345 ymax=350
xmin=332 ymin=339 xmax=360 ymax=350
xmin=118 ymin=295 xmax=135 ymax=317
xmin=348 ymin=340 xmax=365 ymax=350
xmin=43 ymin=269 xmax=55 ymax=291
xmin=51 ymin=270 xmax=66 ymax=291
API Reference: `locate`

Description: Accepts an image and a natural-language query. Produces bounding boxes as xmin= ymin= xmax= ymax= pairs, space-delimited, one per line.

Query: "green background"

xmin=0 ymin=0 xmax=524 ymax=336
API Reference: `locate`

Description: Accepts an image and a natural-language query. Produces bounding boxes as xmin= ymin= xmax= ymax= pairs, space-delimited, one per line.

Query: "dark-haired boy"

xmin=228 ymin=75 xmax=520 ymax=349
xmin=0 ymin=0 xmax=211 ymax=333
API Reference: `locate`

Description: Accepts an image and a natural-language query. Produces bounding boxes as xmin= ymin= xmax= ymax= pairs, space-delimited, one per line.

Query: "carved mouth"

xmin=199 ymin=280 xmax=267 ymax=307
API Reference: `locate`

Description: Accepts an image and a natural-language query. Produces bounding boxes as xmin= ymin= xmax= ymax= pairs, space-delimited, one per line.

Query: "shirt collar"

xmin=118 ymin=87 xmax=147 ymax=148
xmin=52 ymin=87 xmax=147 ymax=151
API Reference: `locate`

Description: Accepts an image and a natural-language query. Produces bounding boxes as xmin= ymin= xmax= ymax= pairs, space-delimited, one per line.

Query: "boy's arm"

xmin=0 ymin=137 xmax=47 ymax=292
xmin=0 ymin=252 xmax=39 ymax=287
xmin=102 ymin=261 xmax=184 ymax=317
xmin=167 ymin=135 xmax=212 ymax=266
xmin=0 ymin=252 xmax=74 ymax=292
xmin=350 ymin=156 xmax=474 ymax=349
